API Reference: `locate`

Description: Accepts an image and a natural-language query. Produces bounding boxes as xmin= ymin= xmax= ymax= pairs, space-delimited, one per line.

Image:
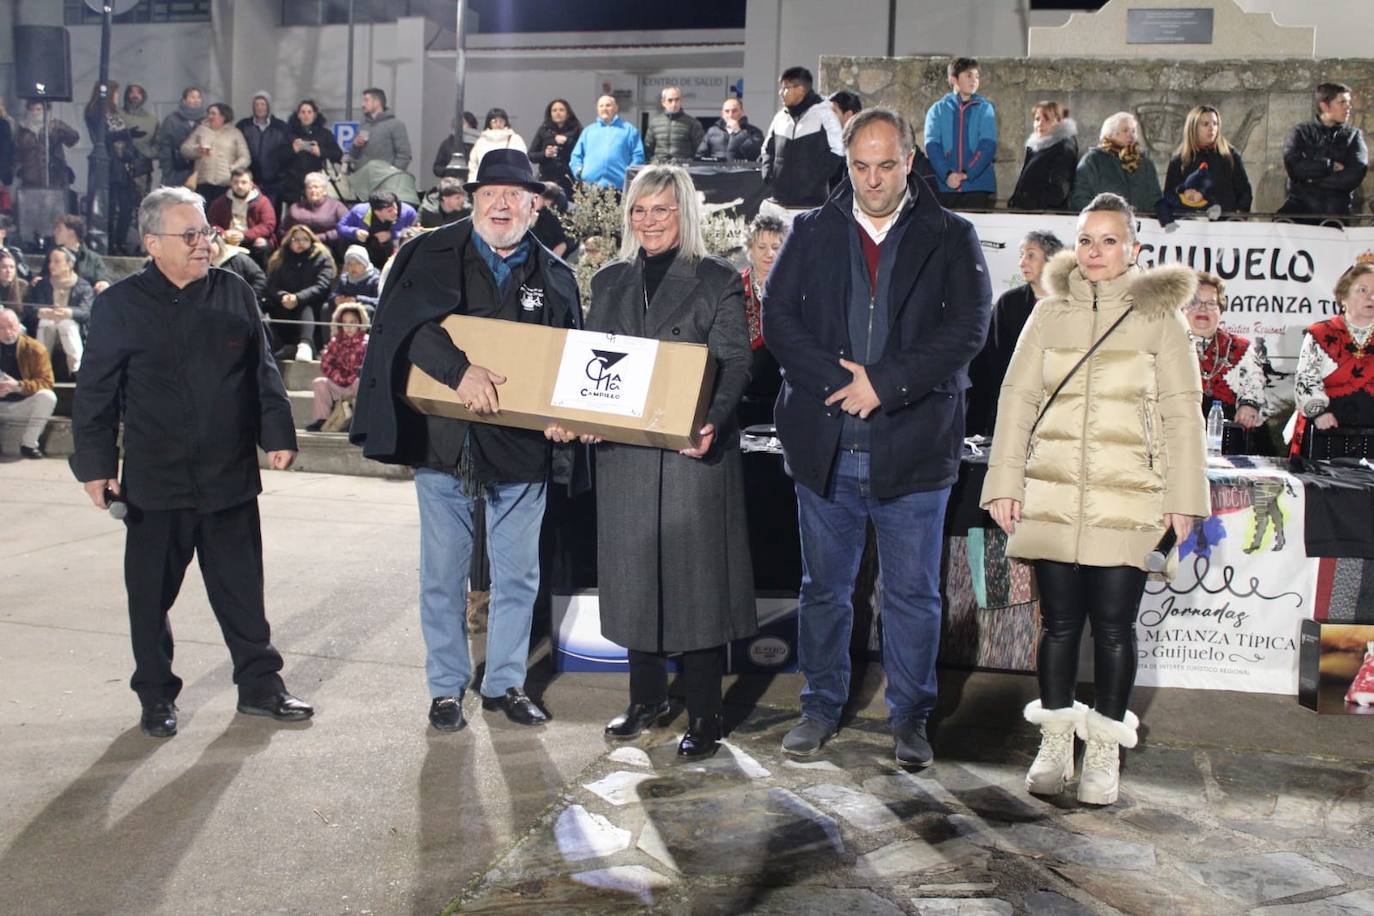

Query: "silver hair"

xmin=139 ymin=186 xmax=205 ymax=238
xmin=1099 ymin=111 xmax=1139 ymax=142
xmin=303 ymin=171 xmax=328 ymax=187
xmin=1080 ymin=192 xmax=1138 ymax=245
xmin=618 ymin=164 xmax=707 ymax=263
xmin=1022 ymin=229 xmax=1064 ymax=259
xmin=746 ymin=213 xmax=787 ymax=246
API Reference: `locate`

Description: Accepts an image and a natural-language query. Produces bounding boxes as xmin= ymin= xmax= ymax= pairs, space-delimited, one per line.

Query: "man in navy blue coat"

xmin=763 ymin=108 xmax=992 ymax=766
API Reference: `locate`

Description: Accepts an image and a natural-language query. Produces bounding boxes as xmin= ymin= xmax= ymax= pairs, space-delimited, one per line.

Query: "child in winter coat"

xmin=306 ymin=302 xmax=368 ymax=432
xmin=329 ymin=244 xmax=382 ymax=321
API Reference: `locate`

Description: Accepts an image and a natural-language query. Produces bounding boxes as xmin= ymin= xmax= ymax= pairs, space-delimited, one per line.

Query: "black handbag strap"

xmin=1027 ymin=305 xmax=1135 ymax=443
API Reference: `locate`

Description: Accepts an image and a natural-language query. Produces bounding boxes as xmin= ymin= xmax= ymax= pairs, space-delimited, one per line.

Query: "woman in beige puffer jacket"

xmin=981 ymin=192 xmax=1208 ymax=807
xmin=180 ymin=102 xmax=249 ymax=204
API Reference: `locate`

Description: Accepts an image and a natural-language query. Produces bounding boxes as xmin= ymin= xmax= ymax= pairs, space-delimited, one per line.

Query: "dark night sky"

xmin=466 ymin=0 xmax=747 ymax=33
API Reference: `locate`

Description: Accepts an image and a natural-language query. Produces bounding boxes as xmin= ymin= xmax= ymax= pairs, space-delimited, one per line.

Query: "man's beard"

xmin=477 ymin=216 xmax=529 ymax=250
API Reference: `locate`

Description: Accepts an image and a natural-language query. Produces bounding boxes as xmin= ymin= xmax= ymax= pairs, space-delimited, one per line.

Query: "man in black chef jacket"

xmin=69 ymin=186 xmax=313 ymax=738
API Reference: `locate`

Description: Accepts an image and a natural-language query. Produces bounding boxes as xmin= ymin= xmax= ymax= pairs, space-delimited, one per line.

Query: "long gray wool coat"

xmin=586 ymin=251 xmax=758 ymax=653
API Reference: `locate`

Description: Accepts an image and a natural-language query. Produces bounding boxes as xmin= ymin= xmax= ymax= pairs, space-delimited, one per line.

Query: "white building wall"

xmin=1236 ymin=0 xmax=1370 ymax=58
xmin=12 ymin=0 xmax=1374 ymax=195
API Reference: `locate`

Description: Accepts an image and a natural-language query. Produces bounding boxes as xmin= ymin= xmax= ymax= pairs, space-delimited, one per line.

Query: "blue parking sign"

xmin=334 ymin=121 xmax=359 ymax=153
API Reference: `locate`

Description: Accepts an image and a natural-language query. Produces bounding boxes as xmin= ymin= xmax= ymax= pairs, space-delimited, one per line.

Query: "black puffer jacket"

xmin=278 ymin=113 xmax=344 ymax=204
xmin=1165 ymin=147 xmax=1253 ymax=214
xmin=697 ymin=117 xmax=764 ymax=161
xmin=761 ymin=91 xmax=844 ymax=209
xmin=265 ymin=246 xmax=336 ymax=310
xmin=236 ymin=114 xmax=292 ymax=191
xmin=1280 ymin=117 xmax=1368 ymax=217
xmin=527 ymin=120 xmax=582 ymax=189
xmin=1008 ymin=120 xmax=1078 ymax=212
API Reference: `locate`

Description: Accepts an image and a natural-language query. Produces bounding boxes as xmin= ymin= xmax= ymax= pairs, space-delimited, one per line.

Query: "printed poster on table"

xmin=1133 ymin=463 xmax=1316 ymax=694
xmin=550 ymin=329 xmax=659 ymax=418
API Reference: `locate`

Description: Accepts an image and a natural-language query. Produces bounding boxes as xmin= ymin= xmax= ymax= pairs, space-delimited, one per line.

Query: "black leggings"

xmin=628 ymin=647 xmax=723 ymax=721
xmin=1033 ymin=561 xmax=1147 ymax=721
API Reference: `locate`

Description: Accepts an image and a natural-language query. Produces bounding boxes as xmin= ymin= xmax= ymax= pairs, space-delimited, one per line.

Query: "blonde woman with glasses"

xmin=566 ymin=164 xmax=756 ymax=759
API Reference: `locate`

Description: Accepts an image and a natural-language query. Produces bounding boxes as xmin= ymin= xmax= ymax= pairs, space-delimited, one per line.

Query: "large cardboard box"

xmin=1298 ymin=620 xmax=1374 ymax=714
xmin=405 ymin=315 xmax=716 ymax=450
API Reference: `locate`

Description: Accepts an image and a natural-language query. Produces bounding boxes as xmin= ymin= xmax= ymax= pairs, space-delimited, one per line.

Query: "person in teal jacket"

xmin=1069 ymin=111 xmax=1161 ymax=212
xmin=569 ymin=95 xmax=645 ymax=189
xmin=923 ymin=57 xmax=998 ymax=210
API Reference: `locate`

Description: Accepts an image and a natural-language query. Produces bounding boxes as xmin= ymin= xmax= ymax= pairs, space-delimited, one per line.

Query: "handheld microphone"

xmin=1144 ymin=527 xmax=1178 ymax=573
xmin=104 ymin=488 xmax=128 ymax=520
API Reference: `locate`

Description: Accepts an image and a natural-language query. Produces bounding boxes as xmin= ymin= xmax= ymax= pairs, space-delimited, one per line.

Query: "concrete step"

xmin=288 ymin=390 xmax=316 ymax=428
xmin=279 ymin=359 xmax=323 ymax=390
xmin=35 ymin=418 xmax=411 ymax=481
xmin=53 ymin=382 xmax=75 ymax=418
xmin=39 ymin=417 xmax=74 ymax=457
xmin=275 ymin=432 xmax=413 ymax=479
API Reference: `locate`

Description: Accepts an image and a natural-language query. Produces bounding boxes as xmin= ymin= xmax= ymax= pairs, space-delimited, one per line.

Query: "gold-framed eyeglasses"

xmin=152 ymin=227 xmax=216 ymax=246
xmin=629 ymin=205 xmax=678 ymax=223
xmin=1184 ymin=299 xmax=1221 ymax=313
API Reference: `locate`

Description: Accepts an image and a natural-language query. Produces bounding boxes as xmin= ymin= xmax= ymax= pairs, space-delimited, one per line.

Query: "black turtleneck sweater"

xmin=641 ymin=247 xmax=677 ymax=307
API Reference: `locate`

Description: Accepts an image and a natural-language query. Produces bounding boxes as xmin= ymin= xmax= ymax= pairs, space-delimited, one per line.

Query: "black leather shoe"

xmin=20 ymin=446 xmax=44 ymax=460
xmin=894 ymin=717 xmax=934 ymax=768
xmin=605 ymin=701 xmax=671 ymax=739
xmin=139 ymin=700 xmax=177 ymax=738
xmin=428 ymin=694 xmax=466 ymax=732
xmin=481 ymin=687 xmax=549 ymax=725
xmin=677 ymin=716 xmax=722 ymax=759
xmin=237 ymin=691 xmax=314 ymax=721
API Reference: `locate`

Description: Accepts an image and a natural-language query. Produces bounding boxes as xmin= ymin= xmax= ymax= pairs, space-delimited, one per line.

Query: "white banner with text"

xmin=967 ymin=213 xmax=1374 ymax=384
xmin=1133 ymin=463 xmax=1314 ymax=694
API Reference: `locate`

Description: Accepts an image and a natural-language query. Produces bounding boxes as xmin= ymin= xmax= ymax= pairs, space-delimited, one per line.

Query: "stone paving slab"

xmin=452 ymin=716 xmax=1374 ymax=914
xmin=1178 ymin=851 xmax=1345 ymax=906
xmin=1256 ymin=887 xmax=1374 ymax=915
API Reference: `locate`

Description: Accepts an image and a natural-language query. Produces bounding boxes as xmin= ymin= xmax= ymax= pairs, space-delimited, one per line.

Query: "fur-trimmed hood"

xmin=1042 ymin=249 xmax=1198 ymax=319
xmin=331 ymin=301 xmax=371 ymax=331
xmin=1024 ymin=118 xmax=1077 ymax=153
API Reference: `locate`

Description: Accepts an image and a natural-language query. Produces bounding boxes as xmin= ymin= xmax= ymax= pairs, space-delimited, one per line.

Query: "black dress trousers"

xmin=123 ymin=498 xmax=285 ymax=703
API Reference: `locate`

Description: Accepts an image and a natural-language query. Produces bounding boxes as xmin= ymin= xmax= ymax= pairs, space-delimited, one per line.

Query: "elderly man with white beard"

xmin=349 ymin=149 xmax=582 ymax=733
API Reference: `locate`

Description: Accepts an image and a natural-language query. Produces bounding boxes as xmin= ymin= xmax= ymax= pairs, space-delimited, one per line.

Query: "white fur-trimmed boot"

xmin=1076 ymin=708 xmax=1139 ymax=805
xmin=1023 ymin=700 xmax=1087 ymax=795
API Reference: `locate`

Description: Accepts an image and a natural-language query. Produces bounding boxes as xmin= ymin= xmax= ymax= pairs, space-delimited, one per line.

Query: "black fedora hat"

xmin=463 ymin=148 xmax=545 ymax=194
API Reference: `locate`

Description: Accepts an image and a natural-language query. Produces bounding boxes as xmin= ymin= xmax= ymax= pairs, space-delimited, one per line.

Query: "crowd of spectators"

xmin=1 ymin=66 xmax=1371 ymax=459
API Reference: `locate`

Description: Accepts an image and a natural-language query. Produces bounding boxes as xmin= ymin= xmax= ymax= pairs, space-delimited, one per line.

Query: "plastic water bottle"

xmin=1206 ymin=401 xmax=1225 ymax=456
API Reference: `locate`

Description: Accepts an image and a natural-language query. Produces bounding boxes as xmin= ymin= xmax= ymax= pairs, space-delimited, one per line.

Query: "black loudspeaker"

xmin=14 ymin=26 xmax=74 ymax=102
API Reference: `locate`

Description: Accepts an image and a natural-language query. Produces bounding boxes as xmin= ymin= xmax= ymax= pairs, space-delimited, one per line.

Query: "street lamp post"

xmin=85 ymin=4 xmax=114 ymax=250
xmin=445 ymin=0 xmax=469 ymax=179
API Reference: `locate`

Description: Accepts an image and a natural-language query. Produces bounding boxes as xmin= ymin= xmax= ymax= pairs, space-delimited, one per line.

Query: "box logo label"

xmin=552 ymin=330 xmax=658 ymax=417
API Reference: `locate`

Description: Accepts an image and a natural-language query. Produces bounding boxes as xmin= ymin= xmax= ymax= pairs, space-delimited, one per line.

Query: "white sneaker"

xmin=1023 ymin=700 xmax=1086 ymax=795
xmin=295 ymin=341 xmax=313 ymax=361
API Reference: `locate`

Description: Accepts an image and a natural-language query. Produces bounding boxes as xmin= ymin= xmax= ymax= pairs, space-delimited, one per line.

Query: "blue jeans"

xmin=795 ymin=449 xmax=950 ymax=728
xmin=415 ymin=468 xmax=546 ymax=699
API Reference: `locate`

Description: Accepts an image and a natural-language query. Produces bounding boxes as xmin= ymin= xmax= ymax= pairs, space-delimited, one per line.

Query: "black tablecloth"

xmin=1288 ymin=458 xmax=1374 ymax=558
